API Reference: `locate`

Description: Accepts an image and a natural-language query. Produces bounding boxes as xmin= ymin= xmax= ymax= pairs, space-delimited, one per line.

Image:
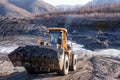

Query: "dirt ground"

xmin=0 ymin=53 xmax=120 ymax=80
xmin=0 ymin=54 xmax=93 ymax=80
xmin=91 ymin=56 xmax=120 ymax=80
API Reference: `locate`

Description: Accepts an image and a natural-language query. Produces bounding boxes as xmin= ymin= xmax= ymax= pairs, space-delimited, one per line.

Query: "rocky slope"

xmin=0 ymin=18 xmax=49 ymax=46
xmin=0 ymin=0 xmax=56 ymax=17
xmin=86 ymin=0 xmax=120 ymax=6
xmin=9 ymin=0 xmax=56 ymax=14
xmin=0 ymin=0 xmax=31 ymax=17
xmin=56 ymin=5 xmax=82 ymax=10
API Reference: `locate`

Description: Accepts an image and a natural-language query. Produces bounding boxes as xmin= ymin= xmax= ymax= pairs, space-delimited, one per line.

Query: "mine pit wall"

xmin=0 ymin=18 xmax=120 ymax=50
xmin=0 ymin=18 xmax=49 ymax=45
xmin=34 ymin=18 xmax=120 ymax=50
xmin=70 ymin=20 xmax=120 ymax=50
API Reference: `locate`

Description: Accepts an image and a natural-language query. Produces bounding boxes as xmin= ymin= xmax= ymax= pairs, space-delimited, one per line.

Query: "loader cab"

xmin=48 ymin=28 xmax=67 ymax=50
xmin=49 ymin=30 xmax=63 ymax=45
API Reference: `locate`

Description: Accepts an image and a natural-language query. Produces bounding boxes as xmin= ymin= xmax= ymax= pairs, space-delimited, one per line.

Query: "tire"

xmin=69 ymin=54 xmax=77 ymax=71
xmin=57 ymin=54 xmax=69 ymax=75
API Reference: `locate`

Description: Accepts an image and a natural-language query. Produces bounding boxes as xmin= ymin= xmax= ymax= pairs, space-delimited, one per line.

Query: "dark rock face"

xmin=70 ymin=21 xmax=120 ymax=50
xmin=72 ymin=31 xmax=120 ymax=50
xmin=0 ymin=18 xmax=48 ymax=38
xmin=0 ymin=17 xmax=120 ymax=50
xmin=0 ymin=18 xmax=49 ymax=48
xmin=34 ymin=16 xmax=120 ymax=50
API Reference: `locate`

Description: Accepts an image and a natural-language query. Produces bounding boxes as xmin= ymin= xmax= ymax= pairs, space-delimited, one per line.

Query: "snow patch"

xmin=0 ymin=45 xmax=18 ymax=54
xmin=72 ymin=42 xmax=120 ymax=59
xmin=72 ymin=42 xmax=91 ymax=53
xmin=72 ymin=42 xmax=92 ymax=58
xmin=93 ymin=49 xmax=120 ymax=58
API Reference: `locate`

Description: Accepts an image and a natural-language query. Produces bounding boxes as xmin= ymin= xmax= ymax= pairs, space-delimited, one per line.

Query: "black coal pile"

xmin=74 ymin=33 xmax=119 ymax=51
xmin=72 ymin=30 xmax=120 ymax=50
xmin=0 ymin=18 xmax=50 ymax=48
xmin=0 ymin=18 xmax=49 ymax=39
xmin=9 ymin=45 xmax=58 ymax=59
xmin=32 ymin=16 xmax=120 ymax=50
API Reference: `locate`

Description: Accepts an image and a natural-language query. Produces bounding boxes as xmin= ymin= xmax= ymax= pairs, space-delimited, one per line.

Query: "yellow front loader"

xmin=9 ymin=28 xmax=77 ymax=75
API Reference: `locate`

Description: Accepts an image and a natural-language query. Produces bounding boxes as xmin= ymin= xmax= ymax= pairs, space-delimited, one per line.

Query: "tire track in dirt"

xmin=90 ymin=56 xmax=120 ymax=80
xmin=0 ymin=54 xmax=93 ymax=80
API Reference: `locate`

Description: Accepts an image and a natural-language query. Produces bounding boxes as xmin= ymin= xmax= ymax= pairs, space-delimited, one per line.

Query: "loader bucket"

xmin=8 ymin=45 xmax=64 ymax=72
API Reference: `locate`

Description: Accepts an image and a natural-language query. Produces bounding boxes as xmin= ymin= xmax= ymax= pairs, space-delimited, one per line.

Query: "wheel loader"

xmin=8 ymin=28 xmax=77 ymax=75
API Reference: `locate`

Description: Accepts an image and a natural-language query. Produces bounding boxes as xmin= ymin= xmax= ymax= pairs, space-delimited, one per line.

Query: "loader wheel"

xmin=57 ymin=54 xmax=69 ymax=75
xmin=69 ymin=54 xmax=77 ymax=71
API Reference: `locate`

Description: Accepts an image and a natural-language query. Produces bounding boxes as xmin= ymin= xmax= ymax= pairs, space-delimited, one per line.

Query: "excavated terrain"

xmin=0 ymin=52 xmax=120 ymax=80
xmin=0 ymin=18 xmax=120 ymax=80
xmin=0 ymin=53 xmax=93 ymax=80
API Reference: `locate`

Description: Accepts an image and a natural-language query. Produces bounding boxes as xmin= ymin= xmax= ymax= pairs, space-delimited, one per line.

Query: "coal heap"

xmin=0 ymin=18 xmax=49 ymax=38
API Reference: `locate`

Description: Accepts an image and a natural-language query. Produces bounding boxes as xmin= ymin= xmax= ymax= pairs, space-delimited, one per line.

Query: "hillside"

xmin=0 ymin=0 xmax=56 ymax=17
xmin=56 ymin=4 xmax=82 ymax=10
xmin=35 ymin=2 xmax=120 ymax=20
xmin=0 ymin=0 xmax=31 ymax=17
xmin=9 ymin=0 xmax=56 ymax=14
xmin=86 ymin=0 xmax=120 ymax=6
